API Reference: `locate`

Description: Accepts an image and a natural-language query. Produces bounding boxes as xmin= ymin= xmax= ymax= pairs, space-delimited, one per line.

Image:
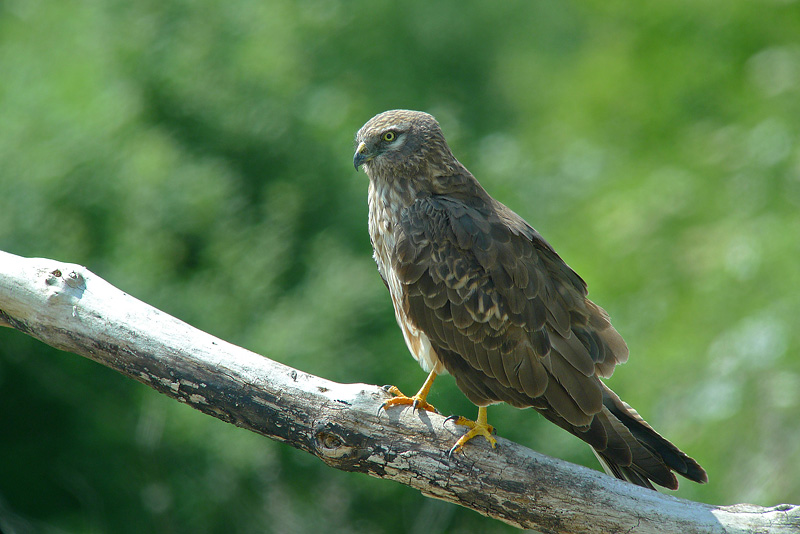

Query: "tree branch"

xmin=0 ymin=250 xmax=797 ymax=533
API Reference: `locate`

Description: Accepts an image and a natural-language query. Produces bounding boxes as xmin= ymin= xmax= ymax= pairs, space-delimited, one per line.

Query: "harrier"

xmin=354 ymin=109 xmax=707 ymax=490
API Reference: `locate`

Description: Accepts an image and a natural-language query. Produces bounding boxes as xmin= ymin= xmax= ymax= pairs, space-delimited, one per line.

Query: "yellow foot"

xmin=381 ymin=369 xmax=439 ymax=414
xmin=382 ymin=385 xmax=438 ymax=413
xmin=446 ymin=407 xmax=498 ymax=457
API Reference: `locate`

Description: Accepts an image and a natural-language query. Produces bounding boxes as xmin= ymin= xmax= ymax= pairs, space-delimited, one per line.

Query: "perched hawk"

xmin=354 ymin=109 xmax=707 ymax=490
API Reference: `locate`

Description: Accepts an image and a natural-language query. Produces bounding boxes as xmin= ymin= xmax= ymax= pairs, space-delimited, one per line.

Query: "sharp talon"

xmin=444 ymin=414 xmax=460 ymax=424
xmin=411 ymin=399 xmax=440 ymax=414
xmin=447 ymin=443 xmax=459 ymax=459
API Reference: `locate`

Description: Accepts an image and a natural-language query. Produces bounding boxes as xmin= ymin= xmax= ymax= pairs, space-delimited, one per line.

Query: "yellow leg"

xmin=383 ymin=369 xmax=438 ymax=413
xmin=447 ymin=406 xmax=497 ymax=457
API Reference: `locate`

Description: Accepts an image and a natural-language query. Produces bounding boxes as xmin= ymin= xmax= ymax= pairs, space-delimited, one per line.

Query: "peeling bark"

xmin=0 ymin=250 xmax=797 ymax=533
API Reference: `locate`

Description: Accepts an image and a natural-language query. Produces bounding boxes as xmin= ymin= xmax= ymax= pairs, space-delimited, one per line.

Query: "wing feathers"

xmin=516 ymin=350 xmax=549 ymax=398
xmin=395 ymin=196 xmax=626 ymax=407
xmin=542 ymin=375 xmax=593 ymax=427
xmin=546 ymin=350 xmax=603 ymax=415
xmin=550 ymin=331 xmax=595 ymax=376
xmin=391 ymin=194 xmax=703 ymax=489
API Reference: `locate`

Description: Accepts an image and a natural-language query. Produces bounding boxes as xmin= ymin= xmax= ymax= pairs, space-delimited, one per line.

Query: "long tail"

xmin=585 ymin=384 xmax=707 ymax=490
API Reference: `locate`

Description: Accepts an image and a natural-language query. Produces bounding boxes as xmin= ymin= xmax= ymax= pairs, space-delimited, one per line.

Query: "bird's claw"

xmin=381 ymin=385 xmax=438 ymax=414
xmin=446 ymin=414 xmax=498 ymax=458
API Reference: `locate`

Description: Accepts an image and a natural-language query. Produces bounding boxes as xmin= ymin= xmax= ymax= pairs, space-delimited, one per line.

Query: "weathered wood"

xmin=0 ymin=250 xmax=797 ymax=533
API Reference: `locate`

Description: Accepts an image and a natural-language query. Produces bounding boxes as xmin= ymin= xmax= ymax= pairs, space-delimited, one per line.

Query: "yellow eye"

xmin=382 ymin=131 xmax=396 ymax=142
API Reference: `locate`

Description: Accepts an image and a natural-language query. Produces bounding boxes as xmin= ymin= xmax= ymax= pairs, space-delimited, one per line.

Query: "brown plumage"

xmin=354 ymin=109 xmax=707 ymax=490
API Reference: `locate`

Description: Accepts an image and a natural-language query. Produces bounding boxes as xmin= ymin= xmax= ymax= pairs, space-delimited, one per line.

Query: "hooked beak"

xmin=353 ymin=141 xmax=371 ymax=170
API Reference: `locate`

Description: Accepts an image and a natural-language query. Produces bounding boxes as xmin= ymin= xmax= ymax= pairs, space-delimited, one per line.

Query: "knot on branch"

xmin=312 ymin=421 xmax=368 ymax=465
xmin=45 ymin=267 xmax=86 ymax=305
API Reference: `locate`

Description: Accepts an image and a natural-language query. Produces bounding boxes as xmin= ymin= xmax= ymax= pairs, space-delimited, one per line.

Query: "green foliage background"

xmin=1 ymin=1 xmax=799 ymax=532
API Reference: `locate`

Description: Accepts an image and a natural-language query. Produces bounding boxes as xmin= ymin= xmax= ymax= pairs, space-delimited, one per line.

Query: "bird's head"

xmin=353 ymin=110 xmax=457 ymax=179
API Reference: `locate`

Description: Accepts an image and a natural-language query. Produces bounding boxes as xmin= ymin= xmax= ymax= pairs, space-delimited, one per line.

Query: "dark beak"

xmin=353 ymin=141 xmax=370 ymax=170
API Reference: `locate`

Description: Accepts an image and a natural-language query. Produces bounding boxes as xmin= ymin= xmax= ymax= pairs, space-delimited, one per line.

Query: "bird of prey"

xmin=353 ymin=109 xmax=707 ymax=490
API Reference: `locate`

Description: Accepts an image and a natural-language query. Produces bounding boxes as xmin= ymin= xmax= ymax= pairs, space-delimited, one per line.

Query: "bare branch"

xmin=0 ymin=250 xmax=797 ymax=533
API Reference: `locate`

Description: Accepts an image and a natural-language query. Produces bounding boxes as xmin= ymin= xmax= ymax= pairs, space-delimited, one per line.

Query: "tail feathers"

xmin=592 ymin=449 xmax=655 ymax=490
xmin=591 ymin=403 xmax=678 ymax=489
xmin=590 ymin=384 xmax=707 ymax=490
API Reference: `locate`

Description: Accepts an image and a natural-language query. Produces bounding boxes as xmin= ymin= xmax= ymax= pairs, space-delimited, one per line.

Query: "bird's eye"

xmin=382 ymin=131 xmax=396 ymax=142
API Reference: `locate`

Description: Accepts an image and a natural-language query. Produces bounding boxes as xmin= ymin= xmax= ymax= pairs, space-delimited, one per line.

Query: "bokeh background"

xmin=1 ymin=1 xmax=799 ymax=532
